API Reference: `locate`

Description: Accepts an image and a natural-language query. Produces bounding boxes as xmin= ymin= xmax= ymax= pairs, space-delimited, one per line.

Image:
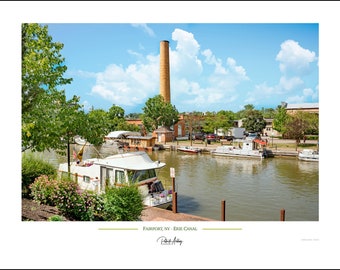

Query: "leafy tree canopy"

xmin=202 ymin=110 xmax=235 ymax=134
xmin=273 ymin=105 xmax=289 ymax=135
xmin=22 ymin=23 xmax=81 ymax=152
xmin=141 ymin=95 xmax=179 ymax=132
xmin=241 ymin=106 xmax=266 ymax=133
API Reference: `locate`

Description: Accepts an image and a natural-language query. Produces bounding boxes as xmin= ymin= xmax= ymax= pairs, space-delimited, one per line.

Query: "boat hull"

xmin=211 ymin=145 xmax=266 ymax=159
xmin=177 ymin=146 xmax=202 ymax=153
xmin=212 ymin=151 xmax=265 ymax=159
xmin=298 ymin=149 xmax=319 ymax=162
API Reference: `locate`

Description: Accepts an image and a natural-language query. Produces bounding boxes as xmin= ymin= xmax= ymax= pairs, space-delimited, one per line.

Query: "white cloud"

xmin=74 ymin=70 xmax=97 ymax=78
xmin=276 ymin=39 xmax=317 ymax=76
xmin=302 ymin=87 xmax=318 ymax=100
xmin=131 ymin=23 xmax=155 ymax=37
xmin=91 ymin=61 xmax=158 ymax=106
xmin=278 ymin=76 xmax=304 ymax=92
xmin=170 ymin=28 xmax=203 ymax=78
xmin=286 ymin=95 xmax=305 ymax=104
xmin=244 ymin=82 xmax=275 ymax=106
xmin=247 ymin=39 xmax=318 ymax=109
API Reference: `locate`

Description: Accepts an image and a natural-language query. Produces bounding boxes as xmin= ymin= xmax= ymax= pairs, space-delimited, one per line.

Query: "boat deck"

xmin=140 ymin=206 xmax=216 ymax=221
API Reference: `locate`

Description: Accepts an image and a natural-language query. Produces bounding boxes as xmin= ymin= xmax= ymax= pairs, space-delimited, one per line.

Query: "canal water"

xmin=37 ymin=143 xmax=319 ymax=221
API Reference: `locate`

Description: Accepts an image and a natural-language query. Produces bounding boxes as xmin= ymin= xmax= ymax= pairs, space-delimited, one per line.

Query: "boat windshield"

xmin=127 ymin=169 xmax=156 ymax=183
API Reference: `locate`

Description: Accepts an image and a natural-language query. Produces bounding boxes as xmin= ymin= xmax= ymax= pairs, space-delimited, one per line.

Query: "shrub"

xmin=47 ymin=215 xmax=66 ymax=221
xmin=22 ymin=153 xmax=56 ymax=198
xmin=29 ymin=175 xmax=59 ymax=206
xmin=53 ymin=180 xmax=106 ymax=221
xmin=29 ymin=177 xmax=144 ymax=221
xmin=30 ymin=176 xmax=104 ymax=221
xmin=102 ymin=185 xmax=144 ymax=221
xmin=52 ymin=179 xmax=86 ymax=221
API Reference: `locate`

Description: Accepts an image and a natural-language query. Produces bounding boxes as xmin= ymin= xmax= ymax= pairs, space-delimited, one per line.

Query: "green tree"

xmin=22 ymin=23 xmax=72 ymax=115
xmin=215 ymin=110 xmax=236 ymax=134
xmin=285 ymin=111 xmax=312 ymax=149
xmin=202 ymin=110 xmax=235 ymax=135
xmin=273 ymin=105 xmax=289 ymax=136
xmin=141 ymin=95 xmax=179 ymax=132
xmin=22 ymin=23 xmax=80 ymax=153
xmin=261 ymin=107 xmax=276 ymax=119
xmin=201 ymin=111 xmax=216 ymax=134
xmin=241 ymin=106 xmax=266 ymax=134
xmin=304 ymin=113 xmax=319 ymax=135
xmin=235 ymin=104 xmax=255 ymax=119
xmin=85 ymin=108 xmax=112 ymax=146
xmin=183 ymin=111 xmax=205 ymax=145
xmin=126 ymin=112 xmax=142 ymax=119
xmin=107 ymin=104 xmax=139 ymax=132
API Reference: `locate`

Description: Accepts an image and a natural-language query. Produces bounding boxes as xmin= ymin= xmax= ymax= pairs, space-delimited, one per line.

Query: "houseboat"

xmin=58 ymin=151 xmax=172 ymax=209
xmin=211 ymin=138 xmax=267 ymax=159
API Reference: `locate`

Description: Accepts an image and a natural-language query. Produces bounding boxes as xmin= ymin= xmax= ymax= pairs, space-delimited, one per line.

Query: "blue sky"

xmin=46 ymin=23 xmax=319 ymax=114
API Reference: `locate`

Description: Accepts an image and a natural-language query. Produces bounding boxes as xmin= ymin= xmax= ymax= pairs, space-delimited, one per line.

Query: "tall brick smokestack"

xmin=160 ymin=40 xmax=170 ymax=103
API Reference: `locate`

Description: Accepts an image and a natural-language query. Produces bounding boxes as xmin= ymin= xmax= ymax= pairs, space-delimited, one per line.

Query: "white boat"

xmin=211 ymin=139 xmax=267 ymax=159
xmin=298 ymin=149 xmax=319 ymax=162
xmin=74 ymin=135 xmax=87 ymax=145
xmin=177 ymin=146 xmax=202 ymax=153
xmin=58 ymin=151 xmax=172 ymax=209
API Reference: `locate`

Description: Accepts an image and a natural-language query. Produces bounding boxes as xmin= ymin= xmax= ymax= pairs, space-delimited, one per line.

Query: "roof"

xmin=154 ymin=126 xmax=173 ymax=133
xmin=105 ymin=130 xmax=141 ymax=138
xmin=127 ymin=136 xmax=154 ymax=140
xmin=95 ymin=151 xmax=166 ymax=170
xmin=286 ymin=103 xmax=319 ymax=109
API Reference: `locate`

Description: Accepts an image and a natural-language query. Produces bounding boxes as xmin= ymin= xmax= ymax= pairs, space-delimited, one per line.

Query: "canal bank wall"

xmin=162 ymin=141 xmax=301 ymax=157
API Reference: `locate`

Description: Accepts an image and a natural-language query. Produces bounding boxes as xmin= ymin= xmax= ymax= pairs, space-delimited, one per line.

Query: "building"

xmin=284 ymin=102 xmax=319 ymax=114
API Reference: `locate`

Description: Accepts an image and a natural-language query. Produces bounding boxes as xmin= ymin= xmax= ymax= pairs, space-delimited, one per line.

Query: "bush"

xmin=30 ymin=176 xmax=104 ymax=221
xmin=29 ymin=175 xmax=59 ymax=206
xmin=102 ymin=185 xmax=144 ymax=221
xmin=47 ymin=215 xmax=66 ymax=221
xmin=22 ymin=153 xmax=56 ymax=198
xmin=29 ymin=176 xmax=144 ymax=221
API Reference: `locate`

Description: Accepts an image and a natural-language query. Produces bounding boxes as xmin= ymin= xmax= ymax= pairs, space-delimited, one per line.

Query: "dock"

xmin=140 ymin=206 xmax=216 ymax=221
xmin=163 ymin=143 xmax=299 ymax=157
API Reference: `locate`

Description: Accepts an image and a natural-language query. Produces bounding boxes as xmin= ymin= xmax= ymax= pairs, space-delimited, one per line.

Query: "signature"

xmin=157 ymin=236 xmax=183 ymax=246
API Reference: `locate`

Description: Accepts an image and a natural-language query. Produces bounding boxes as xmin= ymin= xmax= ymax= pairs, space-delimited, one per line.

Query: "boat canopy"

xmin=94 ymin=151 xmax=166 ymax=170
xmin=105 ymin=130 xmax=141 ymax=139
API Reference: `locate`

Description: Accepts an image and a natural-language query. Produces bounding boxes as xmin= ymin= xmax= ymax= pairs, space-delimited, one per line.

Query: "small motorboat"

xmin=177 ymin=146 xmax=202 ymax=154
xmin=298 ymin=149 xmax=319 ymax=162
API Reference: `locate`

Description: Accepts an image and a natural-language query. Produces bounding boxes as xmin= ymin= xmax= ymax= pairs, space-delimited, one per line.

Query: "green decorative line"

xmin=98 ymin=228 xmax=139 ymax=230
xmin=202 ymin=228 xmax=242 ymax=230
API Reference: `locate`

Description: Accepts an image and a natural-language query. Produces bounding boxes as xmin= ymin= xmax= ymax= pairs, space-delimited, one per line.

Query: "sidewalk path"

xmin=140 ymin=206 xmax=216 ymax=221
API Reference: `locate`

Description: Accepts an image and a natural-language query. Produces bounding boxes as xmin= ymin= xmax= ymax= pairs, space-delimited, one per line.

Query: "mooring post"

xmin=173 ymin=192 xmax=178 ymax=213
xmin=170 ymin=167 xmax=177 ymax=213
xmin=221 ymin=200 xmax=226 ymax=221
xmin=280 ymin=208 xmax=285 ymax=221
